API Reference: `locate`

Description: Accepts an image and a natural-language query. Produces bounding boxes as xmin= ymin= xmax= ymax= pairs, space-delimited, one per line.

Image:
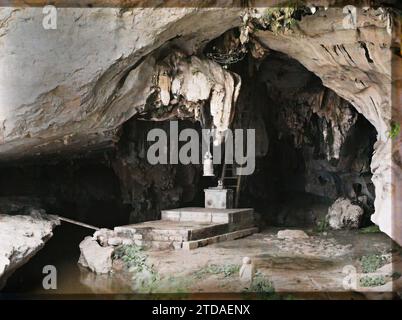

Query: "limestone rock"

xmin=254 ymin=7 xmax=401 ymax=244
xmin=0 ymin=213 xmax=60 ymax=289
xmin=277 ymin=229 xmax=309 ymax=240
xmin=78 ymin=236 xmax=115 ymax=274
xmin=327 ymin=198 xmax=364 ymax=230
xmin=0 ymin=6 xmax=242 ymax=161
xmin=123 ymin=50 xmax=241 ymax=143
xmin=93 ymin=228 xmax=114 ymax=247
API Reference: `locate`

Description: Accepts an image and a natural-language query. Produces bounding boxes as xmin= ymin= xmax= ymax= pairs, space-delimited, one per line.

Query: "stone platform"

xmin=98 ymin=208 xmax=257 ymax=250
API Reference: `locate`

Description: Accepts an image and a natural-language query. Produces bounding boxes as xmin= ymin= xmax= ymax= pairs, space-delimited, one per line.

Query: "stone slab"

xmin=161 ymin=207 xmax=254 ymax=224
xmin=114 ymin=220 xmax=229 ymax=242
xmin=181 ymin=227 xmax=259 ymax=250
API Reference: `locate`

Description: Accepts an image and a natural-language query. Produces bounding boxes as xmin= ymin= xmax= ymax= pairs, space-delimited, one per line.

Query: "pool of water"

xmin=1 ymin=223 xmax=133 ymax=297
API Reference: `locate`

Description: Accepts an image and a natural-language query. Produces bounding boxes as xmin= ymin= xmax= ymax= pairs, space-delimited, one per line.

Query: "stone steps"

xmin=161 ymin=207 xmax=254 ymax=224
xmin=101 ymin=207 xmax=257 ymax=250
xmin=181 ymin=227 xmax=258 ymax=250
xmin=114 ymin=220 xmax=230 ymax=242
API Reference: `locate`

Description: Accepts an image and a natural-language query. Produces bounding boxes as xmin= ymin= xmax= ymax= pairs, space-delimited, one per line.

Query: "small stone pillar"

xmin=239 ymin=256 xmax=255 ymax=284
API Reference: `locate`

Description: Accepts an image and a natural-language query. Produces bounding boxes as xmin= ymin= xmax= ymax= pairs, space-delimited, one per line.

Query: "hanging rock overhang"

xmin=127 ymin=50 xmax=241 ymax=141
xmin=0 ymin=6 xmax=244 ymax=162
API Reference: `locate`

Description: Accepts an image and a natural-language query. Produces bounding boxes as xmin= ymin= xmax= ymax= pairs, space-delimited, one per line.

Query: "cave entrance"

xmin=228 ymin=49 xmax=378 ymax=230
xmin=1 ymin=30 xmax=392 ymax=297
xmin=0 ymin=38 xmax=378 ymax=235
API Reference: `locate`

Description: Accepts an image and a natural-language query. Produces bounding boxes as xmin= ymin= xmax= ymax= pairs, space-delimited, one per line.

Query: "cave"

xmin=0 ymin=4 xmax=401 ymax=298
xmin=0 ymin=49 xmax=378 ymax=229
xmin=230 ymin=49 xmax=378 ymax=230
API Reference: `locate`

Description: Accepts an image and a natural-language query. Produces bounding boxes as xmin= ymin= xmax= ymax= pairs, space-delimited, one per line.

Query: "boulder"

xmin=78 ymin=237 xmax=114 ymax=274
xmin=93 ymin=228 xmax=114 ymax=246
xmin=0 ymin=213 xmax=60 ymax=289
xmin=327 ymin=198 xmax=364 ymax=230
xmin=277 ymin=229 xmax=309 ymax=240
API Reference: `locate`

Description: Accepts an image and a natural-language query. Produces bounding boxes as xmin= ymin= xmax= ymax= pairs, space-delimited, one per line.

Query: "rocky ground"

xmin=141 ymin=229 xmax=400 ymax=298
xmin=81 ymin=227 xmax=400 ymax=299
xmin=3 ymin=224 xmax=400 ymax=300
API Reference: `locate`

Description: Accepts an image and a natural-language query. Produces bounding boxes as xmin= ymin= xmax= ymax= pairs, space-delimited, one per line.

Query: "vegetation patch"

xmin=113 ymin=245 xmax=193 ymax=295
xmin=246 ymin=2 xmax=308 ymax=35
xmin=388 ymin=121 xmax=401 ymax=140
xmin=243 ymin=272 xmax=279 ymax=299
xmin=359 ymin=275 xmax=386 ymax=287
xmin=194 ymin=264 xmax=240 ymax=279
xmin=315 ymin=217 xmax=330 ymax=233
xmin=360 ymin=253 xmax=388 ymax=273
xmin=113 ymin=244 xmax=152 ymax=273
xmin=113 ymin=245 xmax=160 ymax=293
xmin=259 ymin=7 xmax=298 ymax=34
xmin=359 ymin=225 xmax=381 ymax=234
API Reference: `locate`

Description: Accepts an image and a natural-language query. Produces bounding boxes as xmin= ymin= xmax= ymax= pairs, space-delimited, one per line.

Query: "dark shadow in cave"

xmin=0 ymin=156 xmax=130 ymax=229
xmin=227 ymin=49 xmax=378 ymax=228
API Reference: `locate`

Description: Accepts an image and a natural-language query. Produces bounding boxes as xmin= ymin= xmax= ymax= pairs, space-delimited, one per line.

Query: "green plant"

xmin=388 ymin=122 xmax=401 ymax=140
xmin=315 ymin=217 xmax=330 ymax=233
xmin=359 ymin=225 xmax=381 ymax=234
xmin=248 ymin=275 xmax=275 ymax=293
xmin=256 ymin=1 xmax=307 ymax=34
xmin=359 ymin=275 xmax=386 ymax=287
xmin=244 ymin=272 xmax=279 ymax=299
xmin=261 ymin=7 xmax=297 ymax=33
xmin=113 ymin=245 xmax=151 ymax=273
xmin=194 ymin=264 xmax=240 ymax=279
xmin=360 ymin=254 xmax=388 ymax=273
xmin=114 ymin=246 xmax=195 ymax=295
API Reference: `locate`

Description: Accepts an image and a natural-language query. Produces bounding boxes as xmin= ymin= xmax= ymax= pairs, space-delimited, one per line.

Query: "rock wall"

xmin=254 ymin=7 xmax=401 ymax=244
xmin=112 ymin=120 xmax=202 ymax=223
xmin=235 ymin=51 xmax=376 ymax=227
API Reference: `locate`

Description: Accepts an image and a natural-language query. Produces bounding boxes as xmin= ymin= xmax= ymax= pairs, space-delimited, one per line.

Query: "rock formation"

xmin=326 ymin=197 xmax=364 ymax=229
xmin=0 ymin=5 xmax=400 ymax=246
xmin=78 ymin=236 xmax=115 ymax=274
xmin=0 ymin=211 xmax=60 ymax=289
xmin=251 ymin=7 xmax=401 ymax=244
xmin=277 ymin=229 xmax=310 ymax=239
xmin=0 ymin=6 xmax=243 ymax=161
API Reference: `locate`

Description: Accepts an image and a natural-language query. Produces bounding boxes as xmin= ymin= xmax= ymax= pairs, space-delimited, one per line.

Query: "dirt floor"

xmin=141 ymin=228 xmax=402 ymax=299
xmin=3 ymin=226 xmax=401 ymax=300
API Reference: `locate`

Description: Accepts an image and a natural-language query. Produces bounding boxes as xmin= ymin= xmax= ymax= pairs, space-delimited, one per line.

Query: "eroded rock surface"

xmin=78 ymin=236 xmax=114 ymax=274
xmin=0 ymin=6 xmax=242 ymax=160
xmin=0 ymin=213 xmax=60 ymax=289
xmin=327 ymin=197 xmax=364 ymax=229
xmin=277 ymin=229 xmax=310 ymax=240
